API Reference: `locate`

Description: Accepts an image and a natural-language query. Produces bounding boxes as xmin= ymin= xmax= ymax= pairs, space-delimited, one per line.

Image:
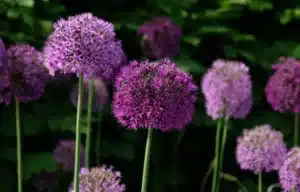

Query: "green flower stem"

xmin=141 ymin=128 xmax=154 ymax=192
xmin=258 ymin=172 xmax=262 ymax=192
xmin=216 ymin=116 xmax=229 ymax=192
xmin=85 ymin=79 xmax=94 ymax=168
xmin=200 ymin=158 xmax=214 ymax=192
xmin=220 ymin=172 xmax=248 ymax=192
xmin=96 ymin=113 xmax=102 ymax=165
xmin=295 ymin=113 xmax=299 ymax=146
xmin=212 ymin=118 xmax=223 ymax=192
xmin=73 ymin=75 xmax=84 ymax=192
xmin=15 ymin=97 xmax=22 ymax=192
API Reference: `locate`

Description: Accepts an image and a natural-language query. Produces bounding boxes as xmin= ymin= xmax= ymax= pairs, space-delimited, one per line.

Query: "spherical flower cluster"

xmin=1 ymin=44 xmax=49 ymax=103
xmin=137 ymin=17 xmax=182 ymax=59
xmin=70 ymin=78 xmax=108 ymax=112
xmin=43 ymin=12 xmax=125 ymax=80
xmin=279 ymin=147 xmax=300 ymax=191
xmin=201 ymin=59 xmax=252 ymax=120
xmin=53 ymin=140 xmax=85 ymax=171
xmin=265 ymin=57 xmax=300 ymax=113
xmin=113 ymin=58 xmax=198 ymax=131
xmin=236 ymin=124 xmax=287 ymax=174
xmin=69 ymin=166 xmax=126 ymax=192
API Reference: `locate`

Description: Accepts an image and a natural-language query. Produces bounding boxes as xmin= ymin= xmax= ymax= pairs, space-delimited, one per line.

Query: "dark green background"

xmin=0 ymin=0 xmax=299 ymax=191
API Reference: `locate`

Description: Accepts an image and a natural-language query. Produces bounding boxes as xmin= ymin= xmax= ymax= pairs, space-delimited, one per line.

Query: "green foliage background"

xmin=1 ymin=0 xmax=300 ymax=191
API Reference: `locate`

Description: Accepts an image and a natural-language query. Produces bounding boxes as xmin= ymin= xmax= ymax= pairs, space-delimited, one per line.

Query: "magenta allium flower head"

xmin=137 ymin=17 xmax=182 ymax=59
xmin=201 ymin=59 xmax=252 ymax=120
xmin=112 ymin=58 xmax=198 ymax=131
xmin=236 ymin=124 xmax=287 ymax=174
xmin=4 ymin=44 xmax=49 ymax=103
xmin=70 ymin=78 xmax=108 ymax=112
xmin=43 ymin=13 xmax=125 ymax=80
xmin=279 ymin=147 xmax=300 ymax=191
xmin=53 ymin=140 xmax=85 ymax=171
xmin=69 ymin=166 xmax=126 ymax=192
xmin=265 ymin=57 xmax=300 ymax=113
xmin=0 ymin=38 xmax=7 ymax=67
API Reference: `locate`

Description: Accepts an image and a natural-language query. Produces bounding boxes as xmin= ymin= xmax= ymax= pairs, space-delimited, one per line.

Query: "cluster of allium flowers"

xmin=113 ymin=58 xmax=198 ymax=131
xmin=43 ymin=12 xmax=125 ymax=80
xmin=0 ymin=44 xmax=49 ymax=104
xmin=201 ymin=59 xmax=252 ymax=120
xmin=53 ymin=140 xmax=85 ymax=171
xmin=265 ymin=57 xmax=300 ymax=113
xmin=70 ymin=78 xmax=108 ymax=112
xmin=137 ymin=17 xmax=182 ymax=59
xmin=69 ymin=166 xmax=126 ymax=192
xmin=236 ymin=124 xmax=287 ymax=174
xmin=279 ymin=147 xmax=300 ymax=191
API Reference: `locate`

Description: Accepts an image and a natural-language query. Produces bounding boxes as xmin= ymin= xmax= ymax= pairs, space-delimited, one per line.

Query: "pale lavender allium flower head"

xmin=279 ymin=147 xmax=300 ymax=192
xmin=138 ymin=17 xmax=182 ymax=59
xmin=43 ymin=13 xmax=125 ymax=80
xmin=265 ymin=57 xmax=300 ymax=113
xmin=113 ymin=58 xmax=198 ymax=131
xmin=69 ymin=166 xmax=126 ymax=192
xmin=3 ymin=44 xmax=49 ymax=103
xmin=201 ymin=59 xmax=252 ymax=120
xmin=53 ymin=140 xmax=85 ymax=171
xmin=70 ymin=78 xmax=108 ymax=112
xmin=236 ymin=124 xmax=287 ymax=174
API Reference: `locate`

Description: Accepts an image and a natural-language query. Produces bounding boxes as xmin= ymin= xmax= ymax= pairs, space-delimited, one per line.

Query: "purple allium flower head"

xmin=43 ymin=13 xmax=125 ymax=80
xmin=0 ymin=39 xmax=10 ymax=104
xmin=112 ymin=58 xmax=198 ymax=131
xmin=53 ymin=140 xmax=85 ymax=171
xmin=265 ymin=57 xmax=300 ymax=113
xmin=70 ymin=78 xmax=108 ymax=112
xmin=69 ymin=166 xmax=126 ymax=192
xmin=138 ymin=17 xmax=182 ymax=59
xmin=279 ymin=147 xmax=300 ymax=191
xmin=0 ymin=38 xmax=7 ymax=67
xmin=236 ymin=124 xmax=287 ymax=174
xmin=3 ymin=44 xmax=49 ymax=103
xmin=201 ymin=59 xmax=252 ymax=120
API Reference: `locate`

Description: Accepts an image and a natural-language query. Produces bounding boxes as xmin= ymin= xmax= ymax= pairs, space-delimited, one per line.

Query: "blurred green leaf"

xmin=292 ymin=44 xmax=300 ymax=58
xmin=280 ymin=9 xmax=293 ymax=24
xmin=6 ymin=8 xmax=20 ymax=18
xmin=182 ymin=36 xmax=201 ymax=47
xmin=23 ymin=152 xmax=57 ymax=181
xmin=48 ymin=115 xmax=91 ymax=134
xmin=174 ymin=55 xmax=205 ymax=74
xmin=16 ymin=0 xmax=34 ymax=7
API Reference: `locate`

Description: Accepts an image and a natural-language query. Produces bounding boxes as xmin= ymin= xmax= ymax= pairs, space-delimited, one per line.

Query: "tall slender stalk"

xmin=96 ymin=113 xmax=102 ymax=165
xmin=212 ymin=118 xmax=223 ymax=192
xmin=294 ymin=113 xmax=299 ymax=146
xmin=258 ymin=172 xmax=262 ymax=192
xmin=216 ymin=116 xmax=229 ymax=192
xmin=141 ymin=128 xmax=154 ymax=192
xmin=200 ymin=158 xmax=214 ymax=192
xmin=73 ymin=75 xmax=84 ymax=192
xmin=15 ymin=97 xmax=22 ymax=192
xmin=85 ymin=79 xmax=94 ymax=168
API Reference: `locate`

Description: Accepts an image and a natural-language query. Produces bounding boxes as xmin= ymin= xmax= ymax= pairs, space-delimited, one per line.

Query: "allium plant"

xmin=68 ymin=166 xmax=126 ymax=192
xmin=265 ymin=57 xmax=300 ymax=145
xmin=43 ymin=12 xmax=125 ymax=80
xmin=70 ymin=78 xmax=108 ymax=112
xmin=53 ymin=140 xmax=85 ymax=172
xmin=137 ymin=17 xmax=182 ymax=59
xmin=43 ymin=13 xmax=126 ymax=192
xmin=0 ymin=43 xmax=49 ymax=192
xmin=279 ymin=147 xmax=300 ymax=192
xmin=201 ymin=59 xmax=252 ymax=192
xmin=113 ymin=58 xmax=197 ymax=192
xmin=236 ymin=125 xmax=287 ymax=192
